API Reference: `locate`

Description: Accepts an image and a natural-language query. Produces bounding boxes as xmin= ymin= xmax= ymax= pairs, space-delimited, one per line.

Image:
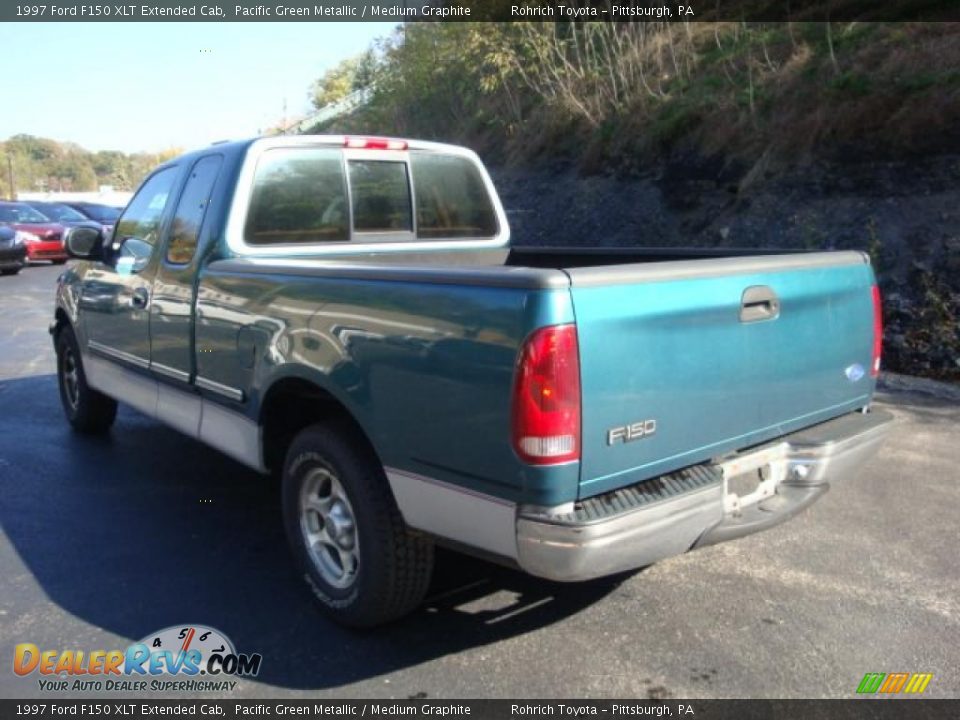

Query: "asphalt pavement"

xmin=1 ymin=263 xmax=958 ymax=699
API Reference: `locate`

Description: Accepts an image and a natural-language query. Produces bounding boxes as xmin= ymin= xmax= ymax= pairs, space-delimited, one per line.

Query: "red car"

xmin=0 ymin=201 xmax=68 ymax=263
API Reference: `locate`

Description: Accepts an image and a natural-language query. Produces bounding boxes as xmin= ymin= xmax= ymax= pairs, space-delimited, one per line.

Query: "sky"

xmin=1 ymin=22 xmax=397 ymax=154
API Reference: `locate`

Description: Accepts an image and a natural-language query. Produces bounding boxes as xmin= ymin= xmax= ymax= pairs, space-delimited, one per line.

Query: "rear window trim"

xmin=225 ymin=136 xmax=509 ymax=256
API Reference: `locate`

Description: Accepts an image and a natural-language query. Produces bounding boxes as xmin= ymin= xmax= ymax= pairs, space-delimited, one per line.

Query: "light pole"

xmin=5 ymin=154 xmax=14 ymax=200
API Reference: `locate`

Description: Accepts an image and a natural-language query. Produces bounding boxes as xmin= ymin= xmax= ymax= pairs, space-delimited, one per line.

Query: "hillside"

xmin=310 ymin=22 xmax=959 ymax=168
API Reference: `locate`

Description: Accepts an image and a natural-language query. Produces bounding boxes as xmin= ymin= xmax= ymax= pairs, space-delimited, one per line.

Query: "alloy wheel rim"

xmin=299 ymin=467 xmax=360 ymax=589
xmin=62 ymin=348 xmax=79 ymax=410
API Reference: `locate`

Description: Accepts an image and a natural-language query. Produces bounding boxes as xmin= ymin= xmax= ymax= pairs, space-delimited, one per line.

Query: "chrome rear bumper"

xmin=516 ymin=409 xmax=894 ymax=582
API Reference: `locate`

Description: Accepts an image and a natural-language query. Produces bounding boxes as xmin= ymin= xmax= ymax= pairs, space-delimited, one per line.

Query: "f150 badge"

xmin=607 ymin=419 xmax=657 ymax=445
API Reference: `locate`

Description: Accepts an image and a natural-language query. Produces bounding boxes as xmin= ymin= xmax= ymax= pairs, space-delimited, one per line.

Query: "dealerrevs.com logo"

xmin=13 ymin=625 xmax=262 ymax=692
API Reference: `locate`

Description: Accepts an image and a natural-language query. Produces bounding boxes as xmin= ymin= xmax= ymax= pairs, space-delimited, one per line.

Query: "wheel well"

xmin=260 ymin=378 xmax=377 ymax=475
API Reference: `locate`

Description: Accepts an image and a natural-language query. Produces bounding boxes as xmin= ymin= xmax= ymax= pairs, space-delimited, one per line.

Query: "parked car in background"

xmin=26 ymin=200 xmax=104 ymax=228
xmin=62 ymin=202 xmax=122 ymax=230
xmin=0 ymin=201 xmax=67 ymax=264
xmin=26 ymin=200 xmax=113 ymax=248
xmin=0 ymin=225 xmax=27 ymax=275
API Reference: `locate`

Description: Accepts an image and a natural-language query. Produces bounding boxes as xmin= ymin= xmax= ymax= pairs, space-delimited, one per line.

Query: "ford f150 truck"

xmin=52 ymin=136 xmax=893 ymax=627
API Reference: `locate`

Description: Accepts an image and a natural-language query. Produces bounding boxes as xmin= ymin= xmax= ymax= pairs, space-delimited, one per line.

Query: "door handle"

xmin=131 ymin=287 xmax=149 ymax=309
xmin=740 ymin=285 xmax=780 ymax=322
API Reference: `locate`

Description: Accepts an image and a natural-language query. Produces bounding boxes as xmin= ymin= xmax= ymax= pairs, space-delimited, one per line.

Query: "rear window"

xmin=243 ymin=146 xmax=498 ymax=245
xmin=349 ymin=160 xmax=412 ymax=233
xmin=410 ymin=153 xmax=498 ymax=239
xmin=245 ymin=148 xmax=348 ymax=245
xmin=31 ymin=203 xmax=88 ymax=222
xmin=80 ymin=205 xmax=122 ymax=222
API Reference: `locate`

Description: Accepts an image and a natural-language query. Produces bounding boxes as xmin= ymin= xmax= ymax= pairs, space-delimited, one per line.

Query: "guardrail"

xmin=283 ymin=86 xmax=374 ymax=135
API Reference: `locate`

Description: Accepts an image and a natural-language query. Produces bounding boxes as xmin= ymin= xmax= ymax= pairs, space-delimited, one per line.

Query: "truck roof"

xmin=162 ymin=135 xmax=479 ymax=171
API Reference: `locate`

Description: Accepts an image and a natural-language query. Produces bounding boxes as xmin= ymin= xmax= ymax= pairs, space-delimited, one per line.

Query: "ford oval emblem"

xmin=845 ymin=363 xmax=866 ymax=382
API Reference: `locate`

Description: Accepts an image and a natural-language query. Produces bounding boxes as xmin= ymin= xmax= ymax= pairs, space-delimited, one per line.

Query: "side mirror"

xmin=64 ymin=224 xmax=104 ymax=261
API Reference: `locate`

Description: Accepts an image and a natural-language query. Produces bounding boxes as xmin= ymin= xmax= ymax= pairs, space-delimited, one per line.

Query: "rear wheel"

xmin=0 ymin=268 xmax=20 ymax=275
xmin=282 ymin=424 xmax=434 ymax=627
xmin=56 ymin=325 xmax=117 ymax=433
xmin=52 ymin=260 xmax=67 ymax=265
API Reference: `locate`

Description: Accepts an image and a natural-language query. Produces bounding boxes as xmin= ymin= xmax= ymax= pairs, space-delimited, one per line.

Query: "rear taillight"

xmin=344 ymin=136 xmax=408 ymax=151
xmin=871 ymin=284 xmax=883 ymax=377
xmin=511 ymin=324 xmax=581 ymax=465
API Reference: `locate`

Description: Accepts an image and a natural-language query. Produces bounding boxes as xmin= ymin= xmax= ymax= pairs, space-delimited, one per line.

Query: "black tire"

xmin=56 ymin=325 xmax=117 ymax=434
xmin=1 ymin=267 xmax=20 ymax=275
xmin=282 ymin=423 xmax=434 ymax=627
xmin=52 ymin=260 xmax=67 ymax=265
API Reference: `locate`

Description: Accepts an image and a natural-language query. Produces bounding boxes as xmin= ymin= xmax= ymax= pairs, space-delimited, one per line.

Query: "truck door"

xmin=81 ymin=166 xmax=179 ymax=371
xmin=150 ymin=154 xmax=223 ymax=384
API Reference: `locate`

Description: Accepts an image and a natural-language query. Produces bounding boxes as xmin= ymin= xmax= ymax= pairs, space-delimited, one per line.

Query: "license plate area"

xmin=716 ymin=442 xmax=788 ymax=516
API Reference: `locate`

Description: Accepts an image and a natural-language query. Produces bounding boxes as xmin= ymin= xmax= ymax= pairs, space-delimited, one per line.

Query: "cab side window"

xmin=166 ymin=156 xmax=223 ymax=265
xmin=113 ymin=167 xmax=178 ymax=271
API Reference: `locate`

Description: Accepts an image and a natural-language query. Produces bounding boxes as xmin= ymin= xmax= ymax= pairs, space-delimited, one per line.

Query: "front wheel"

xmin=282 ymin=424 xmax=434 ymax=627
xmin=0 ymin=267 xmax=20 ymax=275
xmin=56 ymin=325 xmax=117 ymax=433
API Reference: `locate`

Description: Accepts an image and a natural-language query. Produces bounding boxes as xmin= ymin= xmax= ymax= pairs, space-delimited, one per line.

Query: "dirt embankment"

xmin=492 ymin=152 xmax=960 ymax=382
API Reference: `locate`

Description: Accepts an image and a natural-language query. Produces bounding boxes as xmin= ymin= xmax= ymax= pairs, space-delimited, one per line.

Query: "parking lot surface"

xmin=1 ymin=264 xmax=958 ymax=699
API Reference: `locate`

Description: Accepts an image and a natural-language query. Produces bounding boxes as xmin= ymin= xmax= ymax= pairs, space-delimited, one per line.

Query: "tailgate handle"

xmin=740 ymin=286 xmax=780 ymax=322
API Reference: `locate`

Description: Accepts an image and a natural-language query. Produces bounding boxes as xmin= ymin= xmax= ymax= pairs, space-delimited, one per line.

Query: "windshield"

xmin=30 ymin=203 xmax=87 ymax=222
xmin=0 ymin=204 xmax=51 ymax=223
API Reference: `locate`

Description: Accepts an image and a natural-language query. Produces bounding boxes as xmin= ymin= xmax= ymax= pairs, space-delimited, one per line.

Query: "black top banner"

xmin=3 ymin=0 xmax=959 ymax=22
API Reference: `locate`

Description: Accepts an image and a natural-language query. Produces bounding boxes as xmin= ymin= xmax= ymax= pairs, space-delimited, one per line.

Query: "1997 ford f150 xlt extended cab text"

xmin=52 ymin=136 xmax=893 ymax=626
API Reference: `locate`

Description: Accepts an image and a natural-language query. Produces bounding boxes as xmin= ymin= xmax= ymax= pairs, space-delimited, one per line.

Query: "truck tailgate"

xmin=567 ymin=252 xmax=878 ymax=498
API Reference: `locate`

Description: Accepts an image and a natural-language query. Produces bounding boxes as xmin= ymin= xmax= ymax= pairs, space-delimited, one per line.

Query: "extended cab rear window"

xmin=243 ymin=146 xmax=498 ymax=245
xmin=245 ymin=148 xmax=349 ymax=245
xmin=409 ymin=152 xmax=498 ymax=239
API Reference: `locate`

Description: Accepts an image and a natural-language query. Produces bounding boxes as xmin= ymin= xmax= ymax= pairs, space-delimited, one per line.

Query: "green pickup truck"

xmin=52 ymin=136 xmax=893 ymax=626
